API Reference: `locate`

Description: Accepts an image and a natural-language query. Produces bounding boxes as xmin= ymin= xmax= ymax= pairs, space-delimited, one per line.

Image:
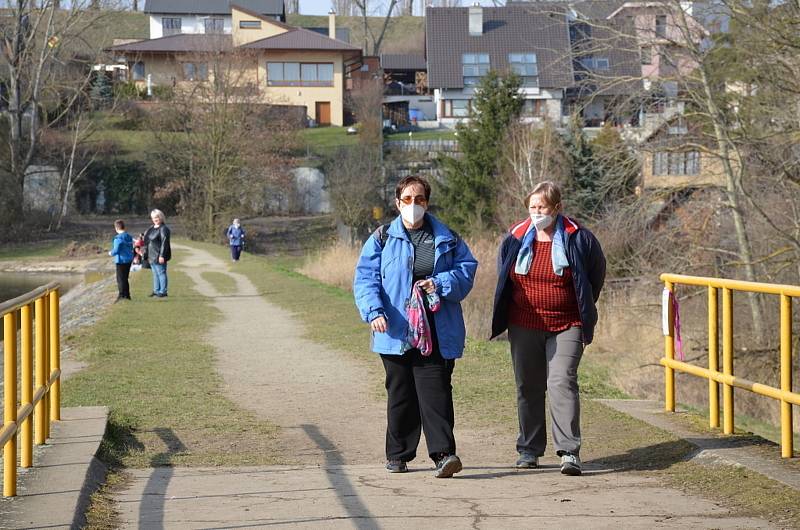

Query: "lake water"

xmin=0 ymin=271 xmax=83 ymax=305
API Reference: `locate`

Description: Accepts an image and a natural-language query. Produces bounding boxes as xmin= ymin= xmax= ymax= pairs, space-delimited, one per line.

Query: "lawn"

xmin=385 ymin=129 xmax=457 ymax=141
xmin=299 ymin=126 xmax=360 ymax=156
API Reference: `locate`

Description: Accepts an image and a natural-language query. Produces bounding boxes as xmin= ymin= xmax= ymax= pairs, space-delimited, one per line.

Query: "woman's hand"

xmin=370 ymin=316 xmax=388 ymax=333
xmin=418 ymin=278 xmax=436 ymax=294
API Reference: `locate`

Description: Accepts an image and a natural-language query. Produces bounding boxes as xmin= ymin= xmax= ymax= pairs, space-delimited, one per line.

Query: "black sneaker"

xmin=433 ymin=454 xmax=462 ymax=478
xmin=148 ymin=292 xmax=157 ymax=297
xmin=515 ymin=453 xmax=539 ymax=469
xmin=386 ymin=460 xmax=408 ymax=473
xmin=156 ymin=293 xmax=168 ymax=298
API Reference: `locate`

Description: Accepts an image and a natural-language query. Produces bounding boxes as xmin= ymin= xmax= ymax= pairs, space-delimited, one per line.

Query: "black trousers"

xmin=115 ymin=262 xmax=132 ymax=299
xmin=381 ymin=347 xmax=456 ymax=463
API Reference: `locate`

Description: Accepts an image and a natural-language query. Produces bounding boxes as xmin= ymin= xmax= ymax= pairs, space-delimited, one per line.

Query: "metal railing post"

xmin=780 ymin=294 xmax=793 ymax=458
xmin=665 ymin=280 xmax=675 ymax=412
xmin=708 ymin=286 xmax=719 ymax=429
xmin=49 ymin=290 xmax=60 ymax=421
xmin=722 ymin=287 xmax=734 ymax=435
xmin=21 ymin=303 xmax=33 ymax=468
xmin=4 ymin=311 xmax=18 ymax=497
xmin=42 ymin=295 xmax=50 ymax=441
xmin=35 ymin=296 xmax=47 ymax=445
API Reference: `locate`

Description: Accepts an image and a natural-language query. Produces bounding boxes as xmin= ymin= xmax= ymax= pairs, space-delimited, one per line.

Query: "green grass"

xmin=62 ymin=255 xmax=280 ymax=468
xmin=201 ymin=271 xmax=237 ymax=295
xmin=287 ymin=14 xmax=424 ymax=54
xmin=0 ymin=241 xmax=66 ymax=260
xmin=385 ymin=129 xmax=457 ymax=141
xmin=299 ymin=127 xmax=359 ymax=155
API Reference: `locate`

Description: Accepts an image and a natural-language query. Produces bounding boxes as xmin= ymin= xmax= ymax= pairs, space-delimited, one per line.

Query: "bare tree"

xmin=0 ymin=1 xmax=104 ymax=235
xmin=286 ymin=0 xmax=300 ymax=15
xmin=331 ymin=0 xmax=354 ymax=16
xmin=400 ymin=0 xmax=413 ymax=16
xmin=150 ymin=49 xmax=300 ymax=241
xmin=353 ymin=0 xmax=400 ymax=55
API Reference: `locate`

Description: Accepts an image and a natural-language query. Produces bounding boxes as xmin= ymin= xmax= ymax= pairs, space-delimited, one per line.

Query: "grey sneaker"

xmin=386 ymin=460 xmax=408 ymax=473
xmin=560 ymin=453 xmax=582 ymax=476
xmin=515 ymin=453 xmax=539 ymax=469
xmin=434 ymin=454 xmax=462 ymax=478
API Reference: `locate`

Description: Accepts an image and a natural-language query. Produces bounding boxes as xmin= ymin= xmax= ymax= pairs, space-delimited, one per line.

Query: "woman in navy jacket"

xmin=354 ymin=176 xmax=478 ymax=479
xmin=491 ymin=181 xmax=605 ymax=476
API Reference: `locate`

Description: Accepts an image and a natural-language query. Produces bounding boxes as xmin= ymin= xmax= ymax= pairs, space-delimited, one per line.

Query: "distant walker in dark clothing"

xmin=109 ymin=219 xmax=134 ymax=302
xmin=226 ymin=218 xmax=245 ymax=262
xmin=143 ymin=209 xmax=172 ymax=298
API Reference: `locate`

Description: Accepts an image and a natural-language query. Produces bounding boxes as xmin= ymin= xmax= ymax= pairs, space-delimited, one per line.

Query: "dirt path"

xmin=113 ymin=244 xmax=775 ymax=528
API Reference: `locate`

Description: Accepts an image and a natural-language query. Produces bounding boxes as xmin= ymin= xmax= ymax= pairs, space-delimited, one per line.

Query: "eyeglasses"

xmin=399 ymin=195 xmax=428 ymax=205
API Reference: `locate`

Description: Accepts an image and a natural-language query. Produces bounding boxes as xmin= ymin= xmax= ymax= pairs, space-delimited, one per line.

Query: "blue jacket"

xmin=110 ymin=232 xmax=134 ymax=264
xmin=227 ymin=225 xmax=245 ymax=246
xmin=354 ymin=213 xmax=478 ymax=359
xmin=491 ymin=215 xmax=606 ymax=344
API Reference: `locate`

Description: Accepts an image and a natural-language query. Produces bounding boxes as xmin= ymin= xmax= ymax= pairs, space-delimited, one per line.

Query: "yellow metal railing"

xmin=661 ymin=273 xmax=799 ymax=458
xmin=1 ymin=282 xmax=61 ymax=497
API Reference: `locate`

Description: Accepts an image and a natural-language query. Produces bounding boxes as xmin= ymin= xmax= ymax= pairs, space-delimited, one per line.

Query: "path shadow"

xmin=300 ymin=424 xmax=376 ymax=529
xmin=139 ymin=427 xmax=187 ymax=530
xmin=587 ymin=439 xmax=696 ymax=471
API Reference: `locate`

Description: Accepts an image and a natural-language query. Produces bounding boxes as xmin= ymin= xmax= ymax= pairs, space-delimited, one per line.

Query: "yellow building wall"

xmin=256 ymin=51 xmax=346 ymax=126
xmin=232 ymin=7 xmax=288 ymax=47
xmin=642 ymin=151 xmax=727 ymax=188
xmin=132 ymin=51 xmax=346 ymax=126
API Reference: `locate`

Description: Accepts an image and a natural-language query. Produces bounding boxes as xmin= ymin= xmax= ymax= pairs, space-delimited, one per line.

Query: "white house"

xmin=144 ymin=0 xmax=286 ymax=39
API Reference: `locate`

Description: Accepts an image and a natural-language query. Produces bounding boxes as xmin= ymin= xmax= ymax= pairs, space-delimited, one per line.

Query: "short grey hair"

xmin=150 ymin=209 xmax=166 ymax=223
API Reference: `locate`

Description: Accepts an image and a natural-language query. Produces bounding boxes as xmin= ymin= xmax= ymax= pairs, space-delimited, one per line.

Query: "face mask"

xmin=401 ymin=203 xmax=425 ymax=225
xmin=531 ymin=213 xmax=554 ymax=231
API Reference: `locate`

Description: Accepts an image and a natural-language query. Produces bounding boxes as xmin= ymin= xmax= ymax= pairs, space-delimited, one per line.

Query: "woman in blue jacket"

xmin=354 ymin=175 xmax=478 ymax=479
xmin=491 ymin=181 xmax=605 ymax=476
xmin=226 ymin=218 xmax=246 ymax=262
xmin=109 ymin=219 xmax=134 ymax=301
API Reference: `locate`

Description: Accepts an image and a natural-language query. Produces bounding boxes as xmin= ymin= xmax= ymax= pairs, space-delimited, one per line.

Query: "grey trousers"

xmin=508 ymin=324 xmax=584 ymax=457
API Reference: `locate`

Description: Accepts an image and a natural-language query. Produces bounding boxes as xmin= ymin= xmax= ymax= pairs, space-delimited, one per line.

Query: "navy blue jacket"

xmin=491 ymin=216 xmax=606 ymax=344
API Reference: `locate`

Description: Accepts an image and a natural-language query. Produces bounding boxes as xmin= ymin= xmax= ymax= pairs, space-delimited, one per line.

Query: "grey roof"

xmin=571 ymin=18 xmax=642 ymax=95
xmin=570 ymin=0 xmax=625 ymax=20
xmin=381 ymin=54 xmax=427 ymax=71
xmin=307 ymin=27 xmax=351 ymax=44
xmin=242 ymin=27 xmax=360 ymax=51
xmin=109 ymin=33 xmax=233 ymax=52
xmin=144 ymin=0 xmax=284 ymax=16
xmin=425 ymin=4 xmax=574 ymax=89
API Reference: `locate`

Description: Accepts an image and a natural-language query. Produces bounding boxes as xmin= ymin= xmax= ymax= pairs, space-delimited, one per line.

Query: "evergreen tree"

xmin=590 ymin=123 xmax=640 ymax=208
xmin=563 ymin=113 xmax=602 ymax=219
xmin=437 ymin=71 xmax=523 ymax=233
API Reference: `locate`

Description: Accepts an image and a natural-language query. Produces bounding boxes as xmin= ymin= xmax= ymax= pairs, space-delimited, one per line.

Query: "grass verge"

xmin=0 ymin=241 xmax=67 ymax=260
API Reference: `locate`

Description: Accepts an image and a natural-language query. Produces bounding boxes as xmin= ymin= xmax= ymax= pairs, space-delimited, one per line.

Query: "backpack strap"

xmin=371 ymin=223 xmax=391 ymax=248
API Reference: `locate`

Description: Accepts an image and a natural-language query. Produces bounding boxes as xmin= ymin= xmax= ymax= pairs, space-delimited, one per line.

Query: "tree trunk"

xmin=699 ymin=66 xmax=766 ymax=343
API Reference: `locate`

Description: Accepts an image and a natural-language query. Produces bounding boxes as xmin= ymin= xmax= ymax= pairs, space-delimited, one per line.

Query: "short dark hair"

xmin=114 ymin=219 xmax=125 ymax=230
xmin=395 ymin=175 xmax=431 ymax=201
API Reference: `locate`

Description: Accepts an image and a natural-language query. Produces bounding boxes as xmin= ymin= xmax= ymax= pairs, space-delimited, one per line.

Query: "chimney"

xmin=468 ymin=2 xmax=482 ymax=36
xmin=328 ymin=9 xmax=336 ymax=39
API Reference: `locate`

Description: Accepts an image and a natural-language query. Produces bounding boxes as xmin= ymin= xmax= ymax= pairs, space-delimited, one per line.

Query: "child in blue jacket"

xmin=109 ymin=219 xmax=134 ymax=301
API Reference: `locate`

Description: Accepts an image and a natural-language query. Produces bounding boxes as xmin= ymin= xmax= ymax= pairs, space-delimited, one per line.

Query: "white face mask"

xmin=531 ymin=213 xmax=554 ymax=231
xmin=401 ymin=203 xmax=425 ymax=225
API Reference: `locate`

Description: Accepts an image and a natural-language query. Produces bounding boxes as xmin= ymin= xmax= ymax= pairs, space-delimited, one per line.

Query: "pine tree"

xmin=590 ymin=123 xmax=639 ymax=208
xmin=437 ymin=71 xmax=523 ymax=233
xmin=563 ymin=113 xmax=602 ymax=219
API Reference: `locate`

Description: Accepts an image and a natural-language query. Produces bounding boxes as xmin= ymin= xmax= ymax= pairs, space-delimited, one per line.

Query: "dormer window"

xmin=509 ymin=53 xmax=538 ymax=86
xmin=240 ymin=20 xmax=262 ymax=29
xmin=462 ymin=54 xmax=489 ymax=86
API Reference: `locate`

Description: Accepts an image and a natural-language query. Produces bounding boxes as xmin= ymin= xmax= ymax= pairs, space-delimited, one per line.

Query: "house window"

xmin=204 ymin=18 xmax=224 ymax=34
xmin=442 ymin=99 xmax=470 ymax=117
xmin=578 ymin=57 xmax=610 ymax=70
xmin=182 ymin=62 xmax=208 ymax=81
xmin=267 ymin=62 xmax=334 ymax=86
xmin=508 ymin=53 xmax=538 ymax=86
xmin=653 ymin=151 xmax=700 ymax=176
xmin=130 ymin=61 xmax=145 ymax=81
xmin=641 ymin=46 xmax=652 ymax=65
xmin=162 ymin=17 xmax=182 ymax=36
xmin=655 ymin=15 xmax=667 ymax=38
xmin=462 ymin=54 xmax=489 ymax=86
xmin=239 ymin=20 xmax=262 ymax=29
xmin=521 ymin=99 xmax=547 ymax=117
